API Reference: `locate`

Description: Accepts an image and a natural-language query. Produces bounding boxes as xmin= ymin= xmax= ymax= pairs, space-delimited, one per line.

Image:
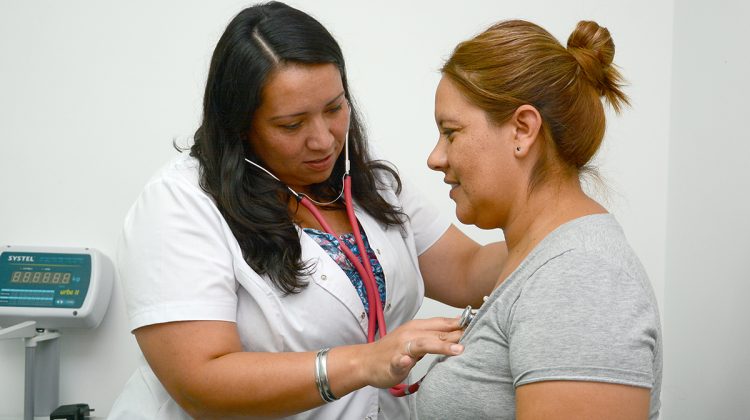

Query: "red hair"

xmin=442 ymin=20 xmax=629 ymax=190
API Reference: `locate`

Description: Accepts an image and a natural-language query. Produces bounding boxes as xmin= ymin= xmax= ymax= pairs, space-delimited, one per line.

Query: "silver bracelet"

xmin=314 ymin=348 xmax=338 ymax=403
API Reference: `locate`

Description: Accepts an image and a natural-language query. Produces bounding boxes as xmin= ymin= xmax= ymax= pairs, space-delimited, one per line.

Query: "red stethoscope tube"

xmin=244 ymin=126 xmax=422 ymax=396
xmin=298 ymin=175 xmax=420 ymax=397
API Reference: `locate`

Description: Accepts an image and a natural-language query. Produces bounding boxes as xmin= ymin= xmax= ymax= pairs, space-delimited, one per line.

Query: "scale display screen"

xmin=0 ymin=251 xmax=92 ymax=309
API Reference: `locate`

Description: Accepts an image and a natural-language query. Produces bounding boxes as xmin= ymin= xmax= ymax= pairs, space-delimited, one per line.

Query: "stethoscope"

xmin=458 ymin=305 xmax=476 ymax=329
xmin=245 ymin=130 xmax=478 ymax=397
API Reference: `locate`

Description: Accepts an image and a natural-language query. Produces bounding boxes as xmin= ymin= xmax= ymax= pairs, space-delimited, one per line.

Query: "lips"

xmin=444 ymin=179 xmax=460 ymax=198
xmin=444 ymin=178 xmax=459 ymax=188
xmin=304 ymin=154 xmax=334 ymax=171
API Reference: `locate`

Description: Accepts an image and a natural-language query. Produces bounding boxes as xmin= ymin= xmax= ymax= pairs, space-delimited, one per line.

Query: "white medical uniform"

xmin=108 ymin=153 xmax=450 ymax=419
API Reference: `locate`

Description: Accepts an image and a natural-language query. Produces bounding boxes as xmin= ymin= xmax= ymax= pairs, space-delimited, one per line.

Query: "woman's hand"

xmin=346 ymin=316 xmax=465 ymax=389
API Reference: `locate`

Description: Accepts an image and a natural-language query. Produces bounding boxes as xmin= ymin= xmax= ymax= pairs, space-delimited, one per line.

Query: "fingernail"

xmin=450 ymin=344 xmax=463 ymax=354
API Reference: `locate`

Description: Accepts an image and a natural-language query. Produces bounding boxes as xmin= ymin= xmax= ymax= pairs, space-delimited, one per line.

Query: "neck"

xmin=289 ymin=196 xmax=351 ymax=234
xmin=501 ymin=177 xmax=606 ymax=271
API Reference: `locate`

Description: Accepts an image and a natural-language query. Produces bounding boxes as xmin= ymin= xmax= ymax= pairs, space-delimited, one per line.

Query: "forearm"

xmin=140 ymin=318 xmax=463 ymax=418
xmin=421 ymin=226 xmax=507 ymax=308
xmin=176 ymin=345 xmax=370 ymax=418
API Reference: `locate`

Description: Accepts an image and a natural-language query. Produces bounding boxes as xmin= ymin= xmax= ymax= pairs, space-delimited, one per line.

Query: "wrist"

xmin=314 ymin=348 xmax=338 ymax=402
xmin=326 ymin=344 xmax=371 ymax=398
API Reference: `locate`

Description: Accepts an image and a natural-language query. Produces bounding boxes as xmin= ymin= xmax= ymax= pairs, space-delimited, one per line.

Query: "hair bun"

xmin=567 ymin=20 xmax=629 ymax=112
xmin=568 ymin=21 xmax=615 ymax=67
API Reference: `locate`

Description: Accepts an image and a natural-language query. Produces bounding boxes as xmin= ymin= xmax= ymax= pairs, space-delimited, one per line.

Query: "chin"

xmin=308 ymin=170 xmax=336 ymax=185
xmin=454 ymin=208 xmax=476 ymax=227
xmin=455 ymin=207 xmax=498 ymax=230
xmin=474 ymin=220 xmax=500 ymax=230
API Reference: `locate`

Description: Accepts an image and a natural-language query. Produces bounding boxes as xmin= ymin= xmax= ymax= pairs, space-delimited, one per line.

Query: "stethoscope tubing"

xmin=245 ymin=129 xmax=420 ymax=396
xmin=299 ymin=175 xmax=420 ymax=397
xmin=297 ymin=184 xmax=385 ymax=341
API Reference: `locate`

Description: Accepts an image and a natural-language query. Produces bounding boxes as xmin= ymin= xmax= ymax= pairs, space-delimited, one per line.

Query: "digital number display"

xmin=9 ymin=271 xmax=71 ymax=285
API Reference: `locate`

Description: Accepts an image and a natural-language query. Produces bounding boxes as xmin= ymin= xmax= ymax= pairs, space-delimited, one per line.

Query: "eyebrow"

xmin=269 ymin=91 xmax=346 ymax=121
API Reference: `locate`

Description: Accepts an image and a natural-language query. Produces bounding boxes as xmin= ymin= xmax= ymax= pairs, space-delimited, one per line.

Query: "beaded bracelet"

xmin=314 ymin=348 xmax=338 ymax=403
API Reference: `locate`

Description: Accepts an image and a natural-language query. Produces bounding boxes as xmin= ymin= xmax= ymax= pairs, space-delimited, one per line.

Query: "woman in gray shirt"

xmin=416 ymin=19 xmax=662 ymax=419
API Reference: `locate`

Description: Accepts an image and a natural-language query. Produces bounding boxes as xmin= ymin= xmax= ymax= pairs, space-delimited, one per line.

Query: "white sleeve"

xmin=397 ymin=176 xmax=452 ymax=256
xmin=117 ymin=176 xmax=238 ymax=332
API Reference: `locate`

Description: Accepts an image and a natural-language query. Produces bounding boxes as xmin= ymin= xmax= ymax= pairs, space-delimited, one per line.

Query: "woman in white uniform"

xmin=109 ymin=2 xmax=505 ymax=419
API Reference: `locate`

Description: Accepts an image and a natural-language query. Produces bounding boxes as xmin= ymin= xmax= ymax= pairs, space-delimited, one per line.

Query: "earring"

xmin=516 ymin=146 xmax=521 ymax=152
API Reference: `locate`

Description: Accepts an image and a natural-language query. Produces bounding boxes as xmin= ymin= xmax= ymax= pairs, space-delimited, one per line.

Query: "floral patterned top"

xmin=303 ymin=226 xmax=386 ymax=314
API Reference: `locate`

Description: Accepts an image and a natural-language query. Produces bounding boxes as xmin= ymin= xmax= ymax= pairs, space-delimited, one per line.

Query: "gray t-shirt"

xmin=416 ymin=214 xmax=662 ymax=419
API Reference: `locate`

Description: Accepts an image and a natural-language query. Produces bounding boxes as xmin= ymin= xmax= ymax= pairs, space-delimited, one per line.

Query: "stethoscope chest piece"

xmin=459 ymin=305 xmax=477 ymax=329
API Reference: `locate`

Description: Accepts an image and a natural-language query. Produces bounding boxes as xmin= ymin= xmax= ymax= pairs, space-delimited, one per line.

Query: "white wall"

xmin=0 ymin=0 xmax=675 ymax=417
xmin=662 ymin=1 xmax=750 ymax=419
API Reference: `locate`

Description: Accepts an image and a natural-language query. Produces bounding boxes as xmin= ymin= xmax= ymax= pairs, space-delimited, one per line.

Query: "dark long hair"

xmin=190 ymin=1 xmax=404 ymax=294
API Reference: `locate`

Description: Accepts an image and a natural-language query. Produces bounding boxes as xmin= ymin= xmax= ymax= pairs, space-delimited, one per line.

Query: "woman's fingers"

xmin=405 ymin=340 xmax=416 ymax=358
xmin=404 ymin=330 xmax=464 ymax=360
xmin=389 ymin=331 xmax=464 ymax=379
xmin=406 ymin=316 xmax=463 ymax=332
xmin=366 ymin=316 xmax=467 ymax=388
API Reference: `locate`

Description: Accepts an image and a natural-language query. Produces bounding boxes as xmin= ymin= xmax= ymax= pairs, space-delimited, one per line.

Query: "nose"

xmin=306 ymin=116 xmax=336 ymax=151
xmin=427 ymin=137 xmax=448 ymax=172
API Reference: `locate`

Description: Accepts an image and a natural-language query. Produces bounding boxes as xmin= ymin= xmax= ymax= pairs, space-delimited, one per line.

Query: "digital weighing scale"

xmin=0 ymin=245 xmax=113 ymax=420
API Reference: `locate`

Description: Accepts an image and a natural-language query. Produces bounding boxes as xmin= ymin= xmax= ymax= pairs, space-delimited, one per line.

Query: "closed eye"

xmin=280 ymin=121 xmax=303 ymax=131
xmin=441 ymin=128 xmax=456 ymax=140
xmin=326 ymin=104 xmax=343 ymax=114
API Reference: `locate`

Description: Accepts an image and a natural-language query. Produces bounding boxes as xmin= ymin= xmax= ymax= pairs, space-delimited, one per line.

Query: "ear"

xmin=510 ymin=104 xmax=542 ymax=157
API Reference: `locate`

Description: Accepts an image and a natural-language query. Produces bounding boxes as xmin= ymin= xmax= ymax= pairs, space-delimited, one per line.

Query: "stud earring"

xmin=516 ymin=146 xmax=521 ymax=152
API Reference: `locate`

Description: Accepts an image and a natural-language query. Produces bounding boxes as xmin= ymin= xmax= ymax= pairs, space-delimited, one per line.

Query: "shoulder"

xmin=133 ymin=153 xmax=216 ymax=213
xmin=121 ymin=153 xmax=224 ymax=236
xmin=520 ymin=214 xmax=639 ymax=276
xmin=505 ymin=214 xmax=659 ymax=334
xmin=142 ymin=153 xmax=205 ymax=195
xmin=117 ymin=153 xmax=240 ymax=331
xmin=505 ymin=218 xmax=661 ymax=388
xmin=521 ymin=220 xmax=648 ymax=301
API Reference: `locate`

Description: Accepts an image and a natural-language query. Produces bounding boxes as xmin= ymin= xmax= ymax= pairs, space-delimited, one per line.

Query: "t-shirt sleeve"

xmin=508 ymin=252 xmax=659 ymax=389
xmin=117 ymin=176 xmax=238 ymax=332
xmin=396 ymin=176 xmax=452 ymax=256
